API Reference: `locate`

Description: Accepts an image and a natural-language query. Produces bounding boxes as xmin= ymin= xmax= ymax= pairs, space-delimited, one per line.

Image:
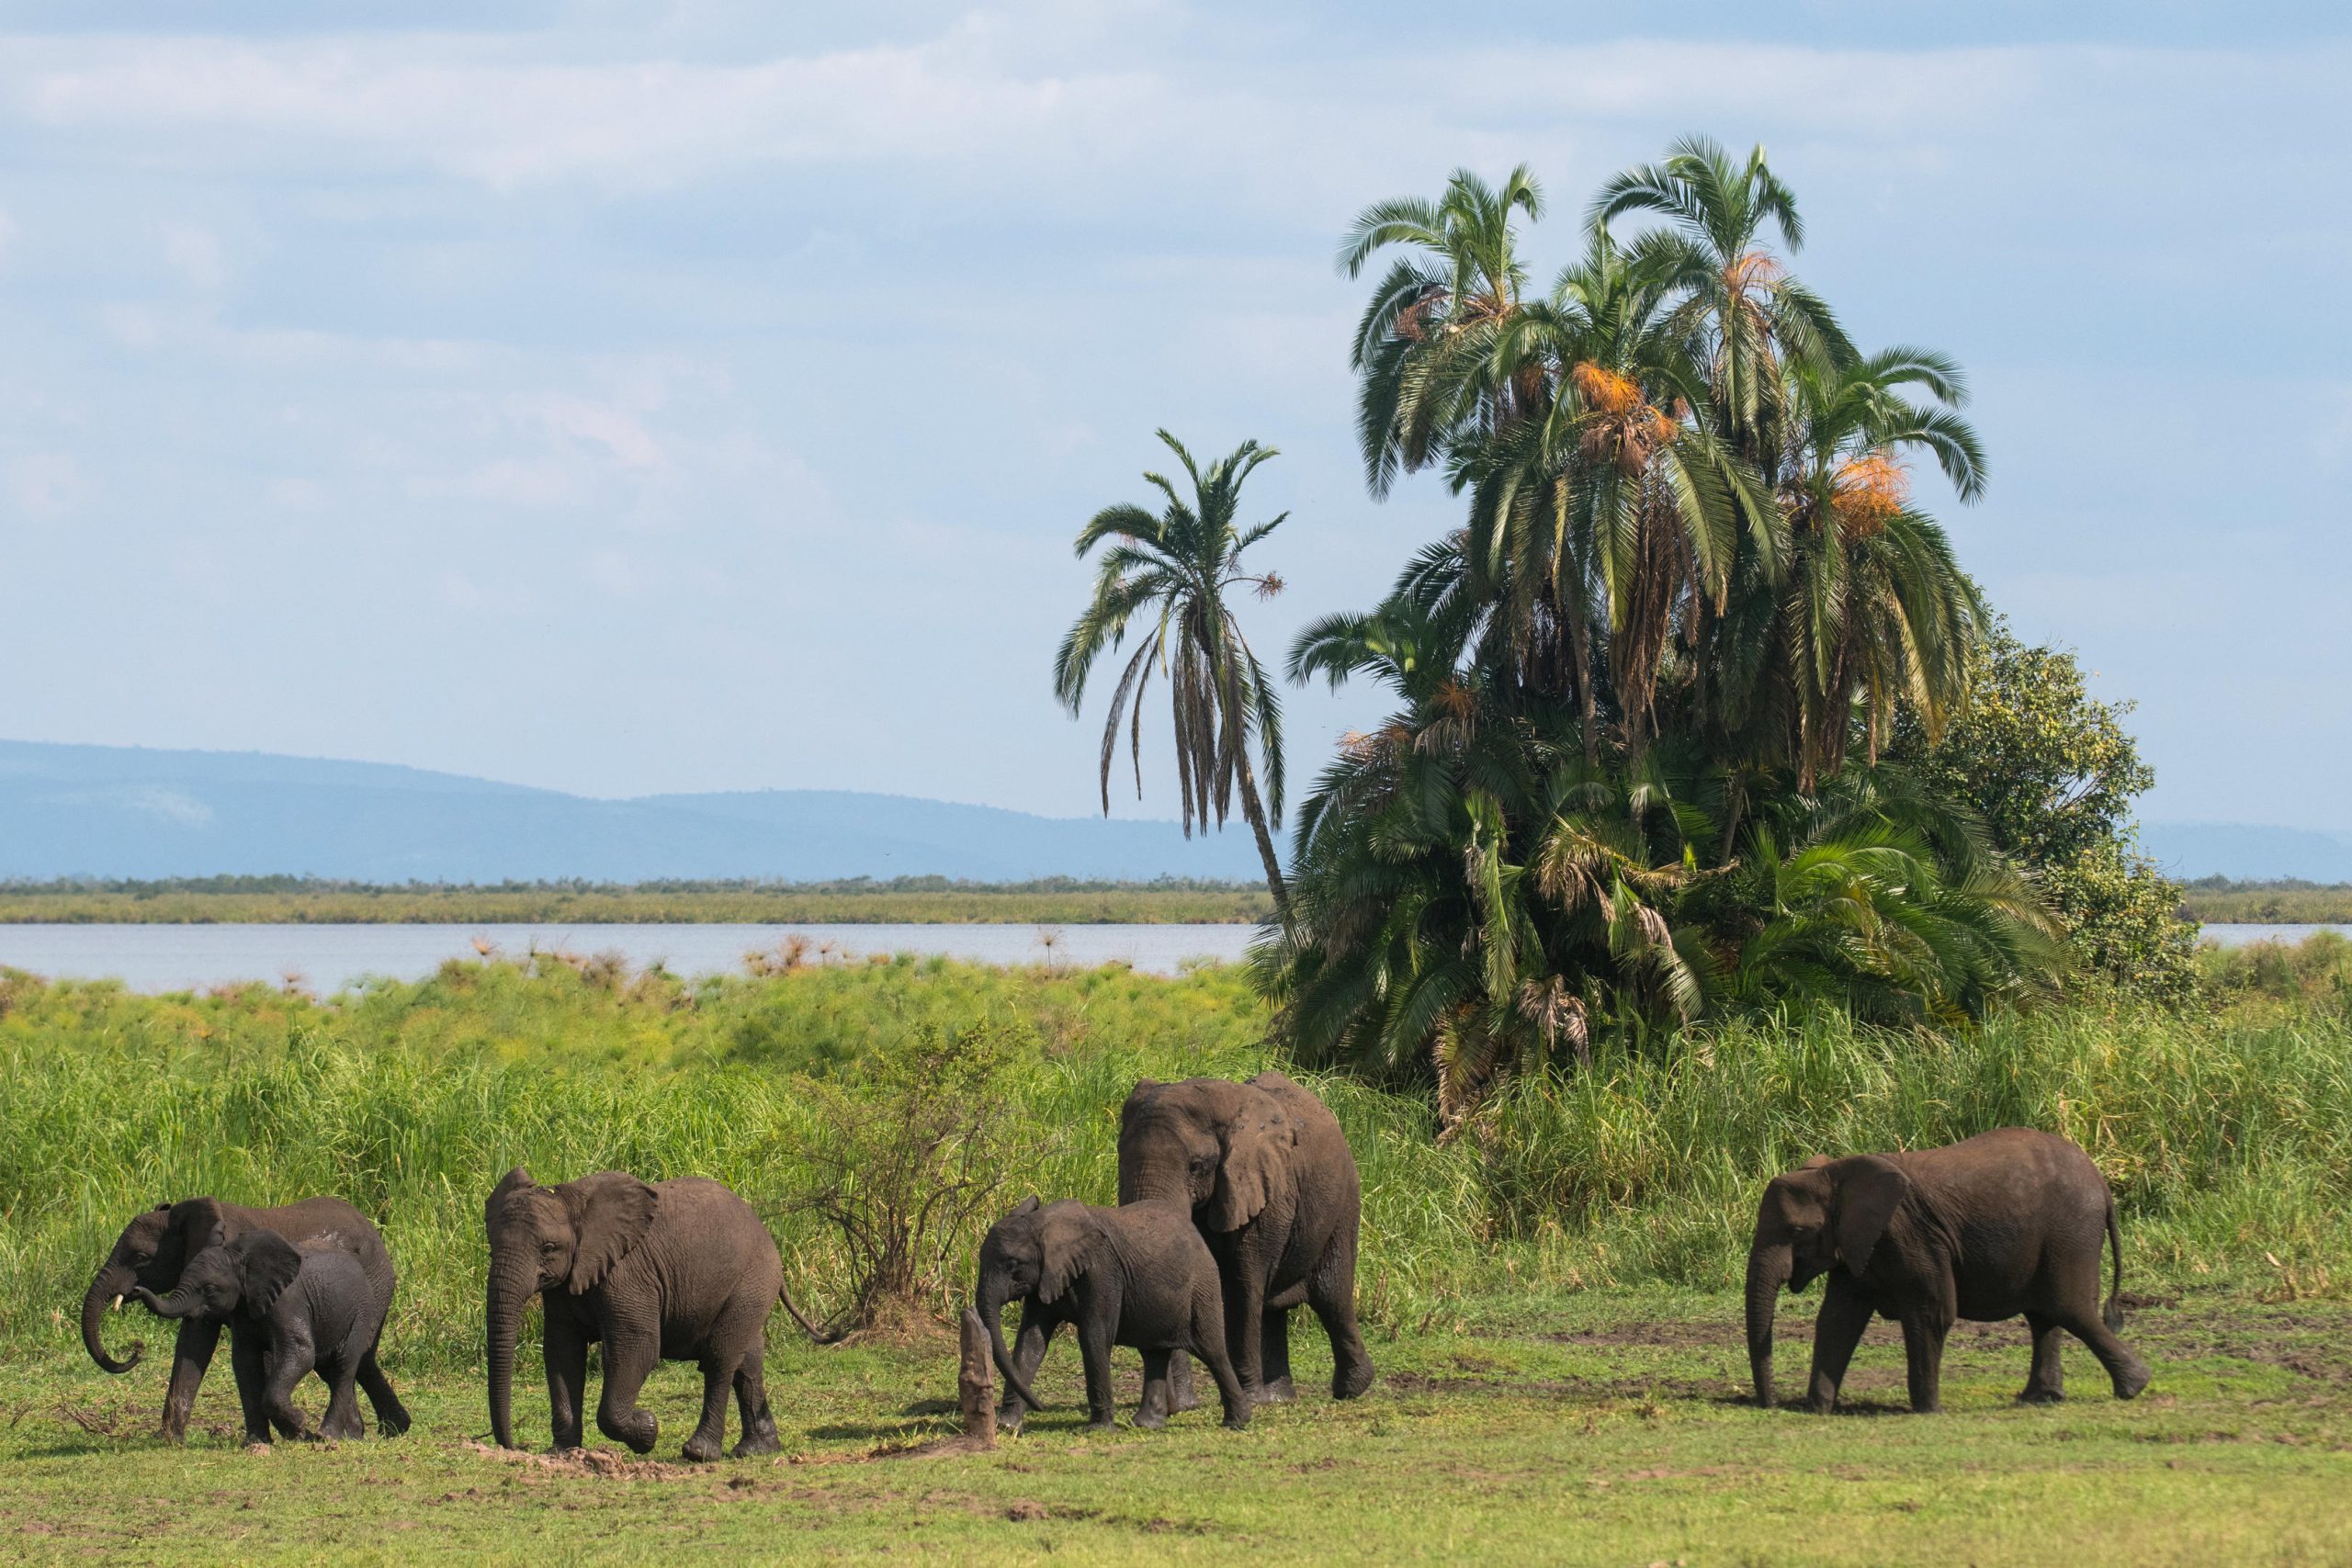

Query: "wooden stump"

xmin=957 ymin=1307 xmax=997 ymax=1448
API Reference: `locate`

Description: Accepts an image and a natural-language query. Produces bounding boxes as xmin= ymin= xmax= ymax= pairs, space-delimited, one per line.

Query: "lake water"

xmin=0 ymin=922 xmax=1265 ymax=994
xmin=0 ymin=920 xmax=2340 ymax=996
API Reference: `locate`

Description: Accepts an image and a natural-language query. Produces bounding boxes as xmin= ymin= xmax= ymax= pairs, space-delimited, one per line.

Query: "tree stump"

xmin=957 ymin=1307 xmax=997 ymax=1448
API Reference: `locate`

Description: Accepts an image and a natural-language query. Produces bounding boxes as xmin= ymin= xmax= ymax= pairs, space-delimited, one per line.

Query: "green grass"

xmin=2179 ymin=883 xmax=2352 ymax=925
xmin=0 ymin=879 xmax=1272 ymax=926
xmin=4 ymin=953 xmax=2350 ymax=1561
xmin=6 ymin=1292 xmax=2350 ymax=1564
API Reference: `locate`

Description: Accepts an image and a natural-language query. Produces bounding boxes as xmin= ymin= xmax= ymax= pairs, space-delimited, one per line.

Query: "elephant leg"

xmin=544 ymin=1316 xmax=589 ymax=1451
xmin=1258 ymin=1308 xmax=1296 ymax=1403
xmin=594 ymin=1330 xmax=662 ymax=1454
xmin=357 ymin=1343 xmax=411 ymax=1437
xmin=163 ymin=1314 xmax=224 ymax=1443
xmin=229 ymin=1328 xmax=273 ymax=1445
xmin=1077 ymin=1315 xmax=1117 ymax=1431
xmin=682 ymin=1358 xmax=732 ymax=1462
xmin=1136 ymin=1348 xmax=1173 ymax=1429
xmin=321 ymin=1363 xmax=366 ymax=1440
xmin=1190 ymin=1305 xmax=1250 ymax=1432
xmin=1164 ymin=1349 xmax=1200 ymax=1413
xmin=730 ymin=1350 xmax=780 ymax=1458
xmin=1899 ymin=1310 xmax=1951 ymax=1414
xmin=1804 ymin=1278 xmax=1874 ymax=1414
xmin=1309 ymin=1237 xmax=1374 ymax=1400
xmin=263 ymin=1355 xmax=318 ymax=1442
xmin=996 ymin=1309 xmax=1058 ymax=1432
xmin=1225 ymin=1268 xmax=1270 ymax=1399
xmin=2018 ymin=1312 xmax=2067 ymax=1404
xmin=2063 ymin=1308 xmax=2152 ymax=1401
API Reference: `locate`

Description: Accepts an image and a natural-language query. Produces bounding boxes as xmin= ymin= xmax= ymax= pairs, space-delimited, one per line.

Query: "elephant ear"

xmin=1208 ymin=1091 xmax=1295 ymax=1233
xmin=1035 ymin=1205 xmax=1102 ymax=1306
xmin=159 ymin=1198 xmax=229 ymax=1278
xmin=1830 ymin=1156 xmax=1908 ymax=1279
xmin=561 ymin=1172 xmax=658 ymax=1293
xmin=232 ymin=1232 xmax=304 ymax=1317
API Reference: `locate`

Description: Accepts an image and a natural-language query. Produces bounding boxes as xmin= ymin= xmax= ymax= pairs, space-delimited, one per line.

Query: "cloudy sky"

xmin=1 ymin=1 xmax=2345 ymax=827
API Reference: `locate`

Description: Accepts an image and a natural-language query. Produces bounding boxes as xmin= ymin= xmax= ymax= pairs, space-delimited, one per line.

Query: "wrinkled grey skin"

xmin=83 ymin=1196 xmax=407 ymax=1442
xmin=1747 ymin=1127 xmax=2153 ymax=1414
xmin=135 ymin=1228 xmax=402 ymax=1445
xmin=1117 ymin=1071 xmax=1372 ymax=1409
xmin=483 ymin=1168 xmax=784 ymax=1461
xmin=978 ymin=1196 xmax=1249 ymax=1434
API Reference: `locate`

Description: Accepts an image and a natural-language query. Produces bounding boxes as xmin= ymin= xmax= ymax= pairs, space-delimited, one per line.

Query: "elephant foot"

xmin=375 ymin=1407 xmax=413 ymax=1438
xmin=2017 ymin=1386 xmax=2065 ymax=1405
xmin=2112 ymin=1360 xmax=2152 ymax=1401
xmin=602 ymin=1422 xmax=658 ymax=1456
xmin=995 ymin=1405 xmax=1026 ymax=1435
xmin=1251 ymin=1378 xmax=1297 ymax=1404
xmin=731 ymin=1427 xmax=781 ymax=1459
xmin=1169 ymin=1390 xmax=1202 ymax=1414
xmin=1134 ymin=1404 xmax=1168 ymax=1430
xmin=681 ymin=1432 xmax=723 ymax=1463
xmin=1332 ymin=1360 xmax=1374 ymax=1401
xmin=1085 ymin=1416 xmax=1117 ymax=1433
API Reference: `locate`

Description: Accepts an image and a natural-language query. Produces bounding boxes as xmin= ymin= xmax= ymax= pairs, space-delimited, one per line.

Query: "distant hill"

xmin=2138 ymin=822 xmax=2352 ymax=884
xmin=0 ymin=739 xmax=1265 ymax=883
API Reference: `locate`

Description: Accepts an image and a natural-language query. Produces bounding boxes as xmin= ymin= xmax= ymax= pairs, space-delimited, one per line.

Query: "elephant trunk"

xmin=1746 ymin=1243 xmax=1791 ymax=1408
xmin=976 ymin=1279 xmax=1041 ymax=1413
xmin=486 ymin=1259 xmax=533 ymax=1450
xmin=134 ymin=1283 xmax=198 ymax=1319
xmin=82 ymin=1263 xmax=144 ymax=1373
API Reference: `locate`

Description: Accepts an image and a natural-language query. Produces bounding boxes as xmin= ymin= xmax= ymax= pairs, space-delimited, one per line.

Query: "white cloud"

xmin=161 ymin=222 xmax=226 ymax=291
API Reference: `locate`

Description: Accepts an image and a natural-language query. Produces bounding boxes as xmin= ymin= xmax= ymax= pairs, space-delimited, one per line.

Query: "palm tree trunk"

xmin=1564 ymin=583 xmax=1600 ymax=768
xmin=1233 ymin=750 xmax=1293 ymax=929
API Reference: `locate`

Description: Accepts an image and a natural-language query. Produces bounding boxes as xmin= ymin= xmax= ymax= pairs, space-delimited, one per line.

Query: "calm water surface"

xmin=0 ymin=922 xmax=1261 ymax=994
xmin=0 ymin=920 xmax=2339 ymax=996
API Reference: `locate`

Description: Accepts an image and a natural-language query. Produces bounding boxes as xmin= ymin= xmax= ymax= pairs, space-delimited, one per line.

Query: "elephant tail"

xmin=777 ymin=1280 xmax=849 ymax=1346
xmin=2102 ymin=1195 xmax=2126 ymax=1334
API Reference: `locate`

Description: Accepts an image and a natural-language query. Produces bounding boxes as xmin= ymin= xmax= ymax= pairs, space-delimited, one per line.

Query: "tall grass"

xmin=3 ymin=951 xmax=2346 ymax=1375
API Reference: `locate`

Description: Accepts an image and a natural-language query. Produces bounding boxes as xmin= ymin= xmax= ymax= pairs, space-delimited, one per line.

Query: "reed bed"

xmin=2 ymin=950 xmax=2345 ymax=1372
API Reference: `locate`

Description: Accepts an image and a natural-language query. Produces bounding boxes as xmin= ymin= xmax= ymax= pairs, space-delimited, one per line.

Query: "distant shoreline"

xmin=0 ymin=881 xmax=1274 ymax=927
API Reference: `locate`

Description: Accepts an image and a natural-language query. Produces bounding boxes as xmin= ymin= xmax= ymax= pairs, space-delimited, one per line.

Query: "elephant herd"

xmin=80 ymin=1072 xmax=2149 ymax=1458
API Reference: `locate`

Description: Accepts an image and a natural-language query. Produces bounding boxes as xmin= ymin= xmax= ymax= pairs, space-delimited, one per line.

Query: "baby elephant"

xmin=135 ymin=1228 xmax=401 ymax=1445
xmin=978 ymin=1196 xmax=1249 ymax=1433
xmin=1747 ymin=1126 xmax=2152 ymax=1414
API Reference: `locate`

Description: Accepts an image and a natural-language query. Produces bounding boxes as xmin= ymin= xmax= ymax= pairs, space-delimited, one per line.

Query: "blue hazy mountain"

xmin=2138 ymin=822 xmax=2352 ymax=884
xmin=0 ymin=739 xmax=1264 ymax=883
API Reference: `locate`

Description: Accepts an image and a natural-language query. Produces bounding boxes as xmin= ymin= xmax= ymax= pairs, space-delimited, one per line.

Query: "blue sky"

xmin=0 ymin=2 xmax=2345 ymax=827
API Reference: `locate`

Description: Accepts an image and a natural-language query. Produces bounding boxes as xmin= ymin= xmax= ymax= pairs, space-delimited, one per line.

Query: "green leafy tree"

xmin=1054 ymin=432 xmax=1294 ymax=923
xmin=1888 ymin=616 xmax=2196 ymax=1001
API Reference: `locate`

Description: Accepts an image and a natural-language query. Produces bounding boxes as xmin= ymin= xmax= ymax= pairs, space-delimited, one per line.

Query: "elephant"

xmin=483 ymin=1168 xmax=785 ymax=1461
xmin=134 ymin=1227 xmax=401 ymax=1446
xmin=1117 ymin=1071 xmax=1372 ymax=1407
xmin=978 ymin=1196 xmax=1249 ymax=1433
xmin=1746 ymin=1126 xmax=2153 ymax=1414
xmin=82 ymin=1196 xmax=408 ymax=1442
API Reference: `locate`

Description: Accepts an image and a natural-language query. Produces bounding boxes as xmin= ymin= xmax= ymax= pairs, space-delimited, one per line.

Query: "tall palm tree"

xmin=1054 ymin=432 xmax=1294 ymax=923
xmin=1340 ymin=164 xmax=1545 ymax=497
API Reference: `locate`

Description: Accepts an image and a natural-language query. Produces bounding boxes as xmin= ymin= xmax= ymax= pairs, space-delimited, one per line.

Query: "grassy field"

xmin=2183 ymin=882 xmax=2352 ymax=925
xmin=0 ymin=879 xmax=1272 ymax=927
xmin=7 ymin=1289 xmax=2350 ymax=1565
xmin=3 ymin=950 xmax=2348 ymax=1562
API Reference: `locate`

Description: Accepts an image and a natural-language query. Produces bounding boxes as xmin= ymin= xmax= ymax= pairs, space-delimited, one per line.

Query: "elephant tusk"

xmin=111 ymin=1295 xmax=124 ymax=1311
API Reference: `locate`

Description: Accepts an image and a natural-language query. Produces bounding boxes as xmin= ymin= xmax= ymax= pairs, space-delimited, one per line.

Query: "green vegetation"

xmin=1890 ymin=619 xmax=2196 ymax=999
xmin=1219 ymin=141 xmax=2180 ymax=1120
xmin=8 ymin=1297 xmax=2352 ymax=1565
xmin=0 ymin=878 xmax=1272 ymax=927
xmin=3 ymin=953 xmax=2349 ymax=1562
xmin=2183 ymin=878 xmax=2352 ymax=925
xmin=1054 ymin=433 xmax=1295 ymax=921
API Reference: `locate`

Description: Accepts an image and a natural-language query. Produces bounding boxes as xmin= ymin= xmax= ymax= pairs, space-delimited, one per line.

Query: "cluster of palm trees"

xmin=1057 ymin=140 xmax=2056 ymax=1122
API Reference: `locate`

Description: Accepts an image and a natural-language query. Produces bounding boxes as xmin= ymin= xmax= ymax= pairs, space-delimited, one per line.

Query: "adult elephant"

xmin=1117 ymin=1071 xmax=1373 ymax=1404
xmin=484 ymin=1168 xmax=784 ymax=1461
xmin=82 ymin=1196 xmax=408 ymax=1442
xmin=1746 ymin=1127 xmax=2152 ymax=1414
